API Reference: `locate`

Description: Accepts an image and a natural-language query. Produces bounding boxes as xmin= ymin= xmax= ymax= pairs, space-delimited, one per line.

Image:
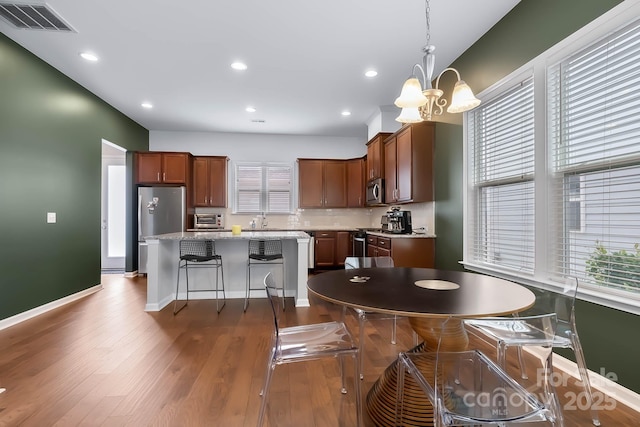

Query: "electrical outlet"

xmin=47 ymin=212 xmax=56 ymax=223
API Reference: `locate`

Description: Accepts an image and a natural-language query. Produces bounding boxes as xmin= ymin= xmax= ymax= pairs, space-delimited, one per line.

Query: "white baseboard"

xmin=144 ymin=294 xmax=173 ymax=312
xmin=145 ymin=290 xmax=310 ymax=311
xmin=124 ymin=270 xmax=138 ymax=278
xmin=0 ymin=284 xmax=103 ymax=331
xmin=524 ymin=347 xmax=640 ymax=413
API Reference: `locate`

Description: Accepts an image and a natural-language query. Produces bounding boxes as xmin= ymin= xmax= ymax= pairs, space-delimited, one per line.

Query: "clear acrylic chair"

xmin=257 ymin=272 xmax=362 ymax=427
xmin=465 ymin=276 xmax=600 ymax=426
xmin=173 ymin=239 xmax=225 ymax=315
xmin=396 ymin=316 xmax=559 ymax=426
xmin=343 ymin=256 xmax=400 ymax=380
xmin=245 ymin=239 xmax=284 ymax=312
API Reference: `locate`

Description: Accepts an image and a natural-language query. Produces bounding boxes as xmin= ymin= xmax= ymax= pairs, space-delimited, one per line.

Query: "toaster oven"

xmin=194 ymin=213 xmax=224 ymax=229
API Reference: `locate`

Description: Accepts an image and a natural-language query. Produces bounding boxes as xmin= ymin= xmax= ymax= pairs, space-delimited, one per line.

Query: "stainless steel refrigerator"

xmin=138 ymin=186 xmax=186 ymax=274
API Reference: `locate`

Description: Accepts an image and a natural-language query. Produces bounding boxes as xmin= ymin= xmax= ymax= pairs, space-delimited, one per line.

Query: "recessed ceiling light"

xmin=231 ymin=62 xmax=248 ymax=71
xmin=141 ymin=102 xmax=153 ymax=109
xmin=80 ymin=52 xmax=98 ymax=62
xmin=341 ymin=111 xmax=351 ymax=116
xmin=246 ymin=106 xmax=256 ymax=113
xmin=365 ymin=70 xmax=378 ymax=77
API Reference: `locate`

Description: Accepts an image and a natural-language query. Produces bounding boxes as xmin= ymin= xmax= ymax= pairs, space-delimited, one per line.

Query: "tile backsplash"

xmin=196 ymin=202 xmax=434 ymax=233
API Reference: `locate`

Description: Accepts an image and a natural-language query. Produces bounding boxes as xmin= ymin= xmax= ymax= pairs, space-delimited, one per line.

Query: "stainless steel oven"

xmin=353 ymin=231 xmax=366 ymax=257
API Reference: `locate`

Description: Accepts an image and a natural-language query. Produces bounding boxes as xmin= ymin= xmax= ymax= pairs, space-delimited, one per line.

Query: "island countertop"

xmin=145 ymin=230 xmax=310 ymax=240
xmin=143 ymin=230 xmax=311 ymax=311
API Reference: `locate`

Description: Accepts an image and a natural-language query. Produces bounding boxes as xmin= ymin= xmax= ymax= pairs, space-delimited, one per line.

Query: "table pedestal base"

xmin=365 ymin=317 xmax=469 ymax=427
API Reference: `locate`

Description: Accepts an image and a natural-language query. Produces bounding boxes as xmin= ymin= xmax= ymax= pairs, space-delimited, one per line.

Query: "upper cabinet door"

xmin=136 ymin=152 xmax=163 ymax=183
xmin=193 ymin=156 xmax=227 ymax=207
xmin=323 ymin=160 xmax=347 ymax=208
xmin=396 ymin=127 xmax=413 ymax=202
xmin=384 ymin=137 xmax=397 ymax=203
xmin=192 ymin=157 xmax=209 ymax=206
xmin=347 ymin=158 xmax=365 ymax=207
xmin=366 ymin=132 xmax=392 ymax=180
xmin=298 ymin=159 xmax=324 ymax=208
xmin=207 ymin=157 xmax=227 ymax=207
xmin=162 ymin=153 xmax=189 ymax=184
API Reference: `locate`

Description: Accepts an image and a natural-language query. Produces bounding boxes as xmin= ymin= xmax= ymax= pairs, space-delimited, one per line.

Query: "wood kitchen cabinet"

xmin=384 ymin=123 xmax=434 ymax=204
xmin=314 ymin=230 xmax=352 ymax=268
xmin=366 ymin=234 xmax=434 ymax=268
xmin=367 ymin=235 xmax=391 ymax=258
xmin=366 ymin=132 xmax=392 ymax=181
xmin=336 ymin=231 xmax=351 ymax=266
xmin=346 ymin=157 xmax=365 ymax=208
xmin=384 ymin=137 xmax=397 ymax=203
xmin=136 ymin=152 xmax=191 ymax=185
xmin=298 ymin=159 xmax=347 ymax=208
xmin=193 ymin=156 xmax=227 ymax=207
xmin=314 ymin=231 xmax=336 ymax=267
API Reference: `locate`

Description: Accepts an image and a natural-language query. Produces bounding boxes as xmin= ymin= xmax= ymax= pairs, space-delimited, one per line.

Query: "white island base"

xmin=144 ymin=231 xmax=310 ymax=311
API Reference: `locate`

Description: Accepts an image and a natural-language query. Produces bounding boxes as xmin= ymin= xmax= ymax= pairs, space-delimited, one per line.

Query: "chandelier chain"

xmin=425 ymin=0 xmax=431 ymax=46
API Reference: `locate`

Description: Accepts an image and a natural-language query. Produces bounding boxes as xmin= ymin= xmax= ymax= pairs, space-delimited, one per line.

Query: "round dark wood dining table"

xmin=307 ymin=267 xmax=536 ymax=427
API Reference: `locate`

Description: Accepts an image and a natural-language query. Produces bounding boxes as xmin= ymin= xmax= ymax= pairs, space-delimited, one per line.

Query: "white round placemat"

xmin=414 ymin=280 xmax=460 ymax=290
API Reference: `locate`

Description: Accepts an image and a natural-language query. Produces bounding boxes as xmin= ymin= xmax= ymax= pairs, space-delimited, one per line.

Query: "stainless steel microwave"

xmin=366 ymin=178 xmax=384 ymax=205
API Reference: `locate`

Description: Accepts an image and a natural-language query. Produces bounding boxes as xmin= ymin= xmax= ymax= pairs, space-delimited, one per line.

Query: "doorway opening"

xmin=101 ymin=139 xmax=126 ymax=273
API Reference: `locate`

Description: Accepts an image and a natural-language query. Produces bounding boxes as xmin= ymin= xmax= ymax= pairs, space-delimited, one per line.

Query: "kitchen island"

xmin=144 ymin=231 xmax=310 ymax=311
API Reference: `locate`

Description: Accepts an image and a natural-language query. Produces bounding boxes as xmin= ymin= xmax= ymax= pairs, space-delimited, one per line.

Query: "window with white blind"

xmin=466 ymin=76 xmax=535 ymax=274
xmin=548 ymin=18 xmax=640 ymax=294
xmin=464 ymin=5 xmax=640 ymax=312
xmin=234 ymin=163 xmax=293 ymax=214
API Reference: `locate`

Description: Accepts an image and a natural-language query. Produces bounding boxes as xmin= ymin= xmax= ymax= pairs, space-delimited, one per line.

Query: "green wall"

xmin=433 ymin=123 xmax=463 ymax=271
xmin=0 ymin=34 xmax=148 ymax=321
xmin=433 ymin=0 xmax=640 ymax=393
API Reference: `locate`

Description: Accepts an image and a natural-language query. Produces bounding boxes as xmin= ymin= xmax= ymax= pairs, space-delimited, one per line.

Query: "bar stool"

xmin=244 ymin=239 xmax=284 ymax=312
xmin=174 ymin=239 xmax=226 ymax=315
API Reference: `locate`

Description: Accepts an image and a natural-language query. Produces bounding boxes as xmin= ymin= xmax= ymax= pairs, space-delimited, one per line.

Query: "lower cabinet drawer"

xmin=377 ymin=237 xmax=391 ymax=249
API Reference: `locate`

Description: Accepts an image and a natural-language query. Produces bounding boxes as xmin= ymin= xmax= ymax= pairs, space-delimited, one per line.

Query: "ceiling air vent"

xmin=0 ymin=2 xmax=75 ymax=31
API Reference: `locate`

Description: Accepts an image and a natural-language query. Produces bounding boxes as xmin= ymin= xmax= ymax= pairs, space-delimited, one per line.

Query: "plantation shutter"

xmin=266 ymin=166 xmax=292 ymax=213
xmin=235 ymin=163 xmax=293 ymax=214
xmin=236 ymin=165 xmax=262 ymax=213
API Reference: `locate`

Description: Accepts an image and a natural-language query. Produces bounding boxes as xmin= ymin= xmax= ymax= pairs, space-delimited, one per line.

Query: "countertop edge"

xmin=145 ymin=231 xmax=311 ymax=240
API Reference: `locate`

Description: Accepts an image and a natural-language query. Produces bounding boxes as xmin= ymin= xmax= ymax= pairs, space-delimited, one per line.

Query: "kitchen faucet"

xmin=261 ymin=212 xmax=268 ymax=228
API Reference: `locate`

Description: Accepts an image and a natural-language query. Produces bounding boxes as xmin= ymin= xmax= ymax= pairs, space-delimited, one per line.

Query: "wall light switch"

xmin=47 ymin=212 xmax=57 ymax=223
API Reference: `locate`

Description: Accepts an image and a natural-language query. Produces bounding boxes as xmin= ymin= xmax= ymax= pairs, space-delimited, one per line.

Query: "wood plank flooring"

xmin=0 ymin=274 xmax=637 ymax=426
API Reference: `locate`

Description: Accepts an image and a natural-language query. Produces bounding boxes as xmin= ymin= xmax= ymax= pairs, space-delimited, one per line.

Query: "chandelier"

xmin=395 ymin=0 xmax=481 ymax=123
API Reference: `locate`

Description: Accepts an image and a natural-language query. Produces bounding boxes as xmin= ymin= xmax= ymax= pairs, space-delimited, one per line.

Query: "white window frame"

xmin=463 ymin=0 xmax=640 ymax=315
xmin=233 ymin=162 xmax=294 ymax=214
xmin=465 ymin=72 xmax=536 ymax=276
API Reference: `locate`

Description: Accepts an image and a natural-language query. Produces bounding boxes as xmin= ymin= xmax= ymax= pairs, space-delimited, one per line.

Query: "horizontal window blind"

xmin=548 ymin=19 xmax=640 ymax=294
xmin=467 ymin=76 xmax=535 ymax=273
xmin=235 ymin=163 xmax=292 ymax=214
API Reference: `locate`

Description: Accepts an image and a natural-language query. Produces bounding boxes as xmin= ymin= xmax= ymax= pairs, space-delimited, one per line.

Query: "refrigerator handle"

xmin=137 ymin=192 xmax=142 ymax=240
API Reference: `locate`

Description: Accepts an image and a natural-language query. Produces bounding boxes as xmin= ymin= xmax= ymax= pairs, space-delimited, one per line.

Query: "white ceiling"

xmin=1 ymin=0 xmax=520 ymax=138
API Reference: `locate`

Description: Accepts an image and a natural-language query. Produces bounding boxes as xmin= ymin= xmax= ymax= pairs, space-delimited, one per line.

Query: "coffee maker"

xmin=381 ymin=207 xmax=412 ymax=234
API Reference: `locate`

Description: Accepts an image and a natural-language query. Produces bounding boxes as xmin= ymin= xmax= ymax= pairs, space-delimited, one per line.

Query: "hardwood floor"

xmin=0 ymin=275 xmax=637 ymax=426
